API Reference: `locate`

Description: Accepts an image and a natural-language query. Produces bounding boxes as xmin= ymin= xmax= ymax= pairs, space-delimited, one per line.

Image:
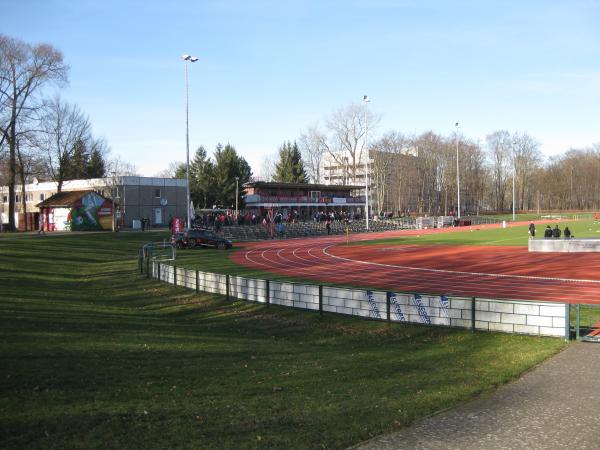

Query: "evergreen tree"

xmin=189 ymin=146 xmax=215 ymax=209
xmin=63 ymin=139 xmax=89 ymax=180
xmin=86 ymin=147 xmax=106 ymax=178
xmin=273 ymin=141 xmax=308 ymax=183
xmin=213 ymin=143 xmax=252 ymax=209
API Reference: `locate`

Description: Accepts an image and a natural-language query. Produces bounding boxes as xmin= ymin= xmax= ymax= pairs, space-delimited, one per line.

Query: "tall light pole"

xmin=512 ymin=141 xmax=516 ymax=221
xmin=363 ymin=95 xmax=370 ymax=231
xmin=455 ymin=122 xmax=461 ymax=219
xmin=182 ymin=54 xmax=198 ymax=230
xmin=235 ymin=176 xmax=239 ymax=217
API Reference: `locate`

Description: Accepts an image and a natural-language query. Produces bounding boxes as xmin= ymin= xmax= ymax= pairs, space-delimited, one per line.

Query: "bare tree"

xmin=325 ymin=103 xmax=379 ymax=185
xmin=107 ymin=156 xmax=139 ymax=177
xmin=0 ymin=34 xmax=68 ymax=229
xmin=512 ymin=132 xmax=542 ymax=210
xmin=259 ymin=153 xmax=276 ymax=181
xmin=34 ymin=97 xmax=91 ymax=192
xmin=154 ymin=161 xmax=183 ymax=178
xmin=486 ymin=130 xmax=512 ymax=211
xmin=370 ymin=131 xmax=411 ymax=214
xmin=298 ymin=123 xmax=328 ymax=183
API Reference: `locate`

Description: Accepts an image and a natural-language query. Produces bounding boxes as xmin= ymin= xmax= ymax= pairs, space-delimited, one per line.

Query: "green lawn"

xmin=479 ymin=212 xmax=596 ymax=222
xmin=346 ymin=220 xmax=600 ymax=247
xmin=0 ymin=231 xmax=567 ymax=449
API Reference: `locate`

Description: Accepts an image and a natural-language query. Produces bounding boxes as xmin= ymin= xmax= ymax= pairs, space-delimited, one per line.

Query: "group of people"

xmin=530 ymin=222 xmax=572 ymax=239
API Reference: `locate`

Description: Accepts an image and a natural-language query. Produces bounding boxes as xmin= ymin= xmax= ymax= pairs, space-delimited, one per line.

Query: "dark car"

xmin=171 ymin=229 xmax=232 ymax=250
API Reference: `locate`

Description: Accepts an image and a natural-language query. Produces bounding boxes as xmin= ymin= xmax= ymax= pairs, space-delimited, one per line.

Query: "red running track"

xmin=230 ymin=226 xmax=600 ymax=304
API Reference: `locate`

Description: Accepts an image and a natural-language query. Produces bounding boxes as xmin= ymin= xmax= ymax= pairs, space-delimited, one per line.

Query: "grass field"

xmin=0 ymin=231 xmax=569 ymax=449
xmin=345 ymin=220 xmax=600 ymax=247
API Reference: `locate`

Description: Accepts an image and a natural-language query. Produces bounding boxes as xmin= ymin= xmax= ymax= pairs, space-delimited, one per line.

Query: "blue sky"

xmin=4 ymin=0 xmax=599 ymax=175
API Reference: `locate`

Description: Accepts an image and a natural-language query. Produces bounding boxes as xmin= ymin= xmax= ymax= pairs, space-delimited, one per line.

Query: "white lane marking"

xmin=321 ymin=246 xmax=600 ymax=284
xmin=236 ymin=247 xmax=600 ymax=300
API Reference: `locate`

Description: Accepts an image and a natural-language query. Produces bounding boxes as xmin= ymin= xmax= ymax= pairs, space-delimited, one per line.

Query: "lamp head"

xmin=182 ymin=54 xmax=199 ymax=62
xmin=363 ymin=95 xmax=370 ymax=102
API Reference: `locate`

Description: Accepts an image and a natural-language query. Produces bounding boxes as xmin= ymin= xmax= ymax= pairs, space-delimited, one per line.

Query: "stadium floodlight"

xmin=512 ymin=141 xmax=517 ymax=221
xmin=455 ymin=122 xmax=461 ymax=219
xmin=363 ymin=95 xmax=371 ymax=231
xmin=182 ymin=54 xmax=199 ymax=230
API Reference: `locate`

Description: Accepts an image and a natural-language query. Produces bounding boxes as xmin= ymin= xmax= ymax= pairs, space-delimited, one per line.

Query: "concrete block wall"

xmin=230 ymin=276 xmax=268 ymax=303
xmin=197 ymin=271 xmax=227 ymax=295
xmin=151 ymin=262 xmax=566 ymax=338
xmin=270 ymin=281 xmax=320 ymax=310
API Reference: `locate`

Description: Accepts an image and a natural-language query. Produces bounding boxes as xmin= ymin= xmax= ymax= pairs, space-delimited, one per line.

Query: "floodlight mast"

xmin=182 ymin=53 xmax=198 ymax=230
xmin=363 ymin=95 xmax=370 ymax=231
xmin=455 ymin=122 xmax=461 ymax=220
xmin=512 ymin=141 xmax=516 ymax=221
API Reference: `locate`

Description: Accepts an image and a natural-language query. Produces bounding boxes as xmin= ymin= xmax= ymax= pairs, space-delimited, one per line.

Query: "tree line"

xmin=1 ymin=34 xmax=113 ymax=230
xmin=289 ymin=103 xmax=600 ymax=215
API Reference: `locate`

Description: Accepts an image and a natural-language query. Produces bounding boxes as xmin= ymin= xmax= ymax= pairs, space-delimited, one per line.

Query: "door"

xmin=154 ymin=208 xmax=162 ymax=225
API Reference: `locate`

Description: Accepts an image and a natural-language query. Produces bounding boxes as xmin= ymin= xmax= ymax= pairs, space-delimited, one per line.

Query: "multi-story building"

xmin=321 ymin=147 xmax=420 ymax=215
xmin=0 ymin=176 xmax=187 ymax=230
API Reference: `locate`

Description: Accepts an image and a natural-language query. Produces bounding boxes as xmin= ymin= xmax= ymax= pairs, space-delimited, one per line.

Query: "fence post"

xmin=319 ymin=285 xmax=323 ymax=316
xmin=157 ymin=263 xmax=161 ymax=281
xmin=471 ymin=297 xmax=476 ymax=333
xmin=146 ymin=258 xmax=150 ymax=279
xmin=564 ymin=304 xmax=571 ymax=341
xmin=386 ymin=292 xmax=391 ymax=322
xmin=226 ymin=274 xmax=230 ymax=300
xmin=195 ymin=270 xmax=199 ymax=294
xmin=576 ymin=304 xmax=581 ymax=341
xmin=266 ymin=280 xmax=270 ymax=306
xmin=138 ymin=250 xmax=143 ymax=274
xmin=173 ymin=266 xmax=177 ymax=287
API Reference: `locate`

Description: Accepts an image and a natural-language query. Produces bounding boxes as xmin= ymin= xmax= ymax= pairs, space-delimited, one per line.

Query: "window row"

xmin=2 ymin=193 xmax=48 ymax=203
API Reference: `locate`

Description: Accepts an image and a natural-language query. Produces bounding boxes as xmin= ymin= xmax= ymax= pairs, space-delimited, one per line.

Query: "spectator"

xmin=544 ymin=225 xmax=552 ymax=239
xmin=552 ymin=225 xmax=561 ymax=238
xmin=564 ymin=227 xmax=572 ymax=238
xmin=38 ymin=214 xmax=45 ymax=235
xmin=528 ymin=222 xmax=535 ymax=238
xmin=326 ymin=218 xmax=331 ymax=235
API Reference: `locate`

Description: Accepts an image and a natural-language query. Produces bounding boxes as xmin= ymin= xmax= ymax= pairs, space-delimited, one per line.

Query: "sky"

xmin=3 ymin=0 xmax=599 ymax=176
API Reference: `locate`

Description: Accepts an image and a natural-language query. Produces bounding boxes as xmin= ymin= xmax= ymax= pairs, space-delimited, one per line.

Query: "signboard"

xmin=172 ymin=217 xmax=183 ymax=234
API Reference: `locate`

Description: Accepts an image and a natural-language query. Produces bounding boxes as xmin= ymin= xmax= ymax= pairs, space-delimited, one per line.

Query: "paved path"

xmin=354 ymin=343 xmax=600 ymax=450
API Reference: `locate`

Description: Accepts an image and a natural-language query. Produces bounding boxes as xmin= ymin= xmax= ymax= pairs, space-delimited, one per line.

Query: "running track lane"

xmin=229 ymin=230 xmax=600 ymax=305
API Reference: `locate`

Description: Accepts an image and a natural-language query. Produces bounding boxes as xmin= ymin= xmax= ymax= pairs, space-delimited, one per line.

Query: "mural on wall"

xmin=68 ymin=192 xmax=113 ymax=230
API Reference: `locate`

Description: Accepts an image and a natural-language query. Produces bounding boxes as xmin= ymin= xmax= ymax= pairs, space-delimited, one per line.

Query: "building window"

xmin=154 ymin=188 xmax=161 ymax=198
xmin=26 ymin=193 xmax=33 ymax=202
xmin=15 ymin=194 xmax=20 ymax=203
xmin=39 ymin=193 xmax=45 ymax=201
xmin=2 ymin=195 xmax=7 ymax=203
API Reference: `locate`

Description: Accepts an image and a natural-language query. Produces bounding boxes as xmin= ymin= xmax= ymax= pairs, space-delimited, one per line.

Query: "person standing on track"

xmin=326 ymin=217 xmax=331 ymax=235
xmin=544 ymin=225 xmax=552 ymax=238
xmin=528 ymin=222 xmax=535 ymax=238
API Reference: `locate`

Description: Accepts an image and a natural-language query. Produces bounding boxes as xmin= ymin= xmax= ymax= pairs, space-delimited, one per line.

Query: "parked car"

xmin=171 ymin=229 xmax=233 ymax=250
